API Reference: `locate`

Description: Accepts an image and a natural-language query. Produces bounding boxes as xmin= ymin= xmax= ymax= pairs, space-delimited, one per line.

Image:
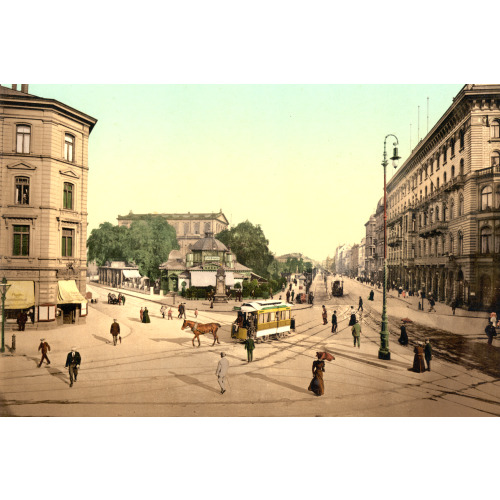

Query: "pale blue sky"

xmin=30 ymin=84 xmax=464 ymax=261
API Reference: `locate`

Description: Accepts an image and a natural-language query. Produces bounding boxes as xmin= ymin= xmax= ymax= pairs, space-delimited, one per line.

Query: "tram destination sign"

xmin=205 ymin=256 xmax=220 ymax=261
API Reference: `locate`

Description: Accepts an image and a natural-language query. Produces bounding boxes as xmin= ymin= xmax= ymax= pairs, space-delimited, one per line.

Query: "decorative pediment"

xmin=7 ymin=161 xmax=37 ymax=171
xmin=59 ymin=169 xmax=80 ymax=179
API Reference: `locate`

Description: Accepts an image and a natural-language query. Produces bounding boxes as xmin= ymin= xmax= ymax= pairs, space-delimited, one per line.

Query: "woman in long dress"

xmin=308 ymin=352 xmax=326 ymax=396
xmin=142 ymin=307 xmax=151 ymax=323
xmin=412 ymin=342 xmax=426 ymax=372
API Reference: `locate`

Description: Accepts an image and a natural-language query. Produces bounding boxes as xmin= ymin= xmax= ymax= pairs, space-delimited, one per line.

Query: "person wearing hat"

xmin=110 ymin=319 xmax=120 ymax=346
xmin=352 ymin=319 xmax=361 ymax=348
xmin=411 ymin=342 xmax=426 ymax=373
xmin=398 ymin=321 xmax=409 ymax=346
xmin=37 ymin=338 xmax=51 ymax=367
xmin=322 ymin=305 xmax=328 ymax=325
xmin=65 ymin=347 xmax=81 ymax=387
xmin=244 ymin=334 xmax=255 ymax=362
xmin=215 ymin=352 xmax=229 ymax=394
xmin=331 ymin=310 xmax=338 ymax=334
xmin=424 ymin=339 xmax=432 ymax=371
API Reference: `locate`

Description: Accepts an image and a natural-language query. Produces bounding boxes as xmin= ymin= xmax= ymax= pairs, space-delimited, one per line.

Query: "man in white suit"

xmin=216 ymin=352 xmax=229 ymax=394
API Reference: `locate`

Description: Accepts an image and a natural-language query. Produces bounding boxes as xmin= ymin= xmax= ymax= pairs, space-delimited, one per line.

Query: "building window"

xmin=15 ymin=176 xmax=30 ymax=204
xmin=204 ymin=222 xmax=210 ymax=233
xmin=450 ymin=138 xmax=455 ymax=156
xmin=481 ymin=186 xmax=493 ymax=210
xmin=13 ymin=225 xmax=30 ymax=256
xmin=429 ymin=162 xmax=433 ymax=175
xmin=458 ymin=231 xmax=463 ymax=256
xmin=459 ymin=129 xmax=465 ymax=149
xmin=450 ymin=199 xmax=454 ymax=219
xmin=63 ymin=182 xmax=74 ymax=209
xmin=443 ymin=146 xmax=447 ymax=164
xmin=443 ymin=204 xmax=447 ymax=221
xmin=436 ymin=154 xmax=440 ymax=170
xmin=62 ymin=228 xmax=74 ymax=257
xmin=183 ymin=222 xmax=189 ymax=235
xmin=64 ymin=134 xmax=75 ymax=162
xmin=194 ymin=222 xmax=200 ymax=234
xmin=435 ymin=206 xmax=440 ymax=221
xmin=436 ymin=177 xmax=440 ymax=189
xmin=459 ymin=194 xmax=464 ymax=216
xmin=491 ymin=120 xmax=500 ymax=139
xmin=481 ymin=227 xmax=492 ymax=254
xmin=16 ymin=125 xmax=31 ymax=153
xmin=425 ymin=186 xmax=428 ymax=198
xmin=460 ymin=159 xmax=464 ymax=175
xmin=449 ymin=234 xmax=454 ymax=254
xmin=443 ymin=172 xmax=447 ymax=184
xmin=451 ymin=165 xmax=455 ymax=178
xmin=492 ymin=152 xmax=500 ymax=168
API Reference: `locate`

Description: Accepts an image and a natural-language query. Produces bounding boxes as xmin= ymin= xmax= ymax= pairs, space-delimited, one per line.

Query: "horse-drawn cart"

xmin=108 ymin=293 xmax=120 ymax=305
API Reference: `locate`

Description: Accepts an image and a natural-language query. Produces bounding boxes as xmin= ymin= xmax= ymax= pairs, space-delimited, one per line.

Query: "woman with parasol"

xmin=308 ymin=351 xmax=334 ymax=396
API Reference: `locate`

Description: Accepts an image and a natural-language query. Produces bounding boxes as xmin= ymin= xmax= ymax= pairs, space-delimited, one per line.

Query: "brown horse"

xmin=181 ymin=320 xmax=221 ymax=347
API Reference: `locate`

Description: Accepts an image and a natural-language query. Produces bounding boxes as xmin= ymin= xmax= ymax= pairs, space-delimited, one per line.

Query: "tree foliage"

xmin=216 ymin=220 xmax=274 ymax=278
xmin=87 ymin=216 xmax=179 ymax=280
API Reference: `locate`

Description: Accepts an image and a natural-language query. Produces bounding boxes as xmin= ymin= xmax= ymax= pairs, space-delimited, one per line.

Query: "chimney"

xmin=12 ymin=84 xmax=17 ymax=90
xmin=21 ymin=84 xmax=29 ymax=93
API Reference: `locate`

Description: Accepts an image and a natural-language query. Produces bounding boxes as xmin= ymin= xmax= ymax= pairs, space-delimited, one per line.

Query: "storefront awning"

xmin=5 ymin=281 xmax=35 ymax=309
xmin=57 ymin=280 xmax=86 ymax=304
xmin=123 ymin=269 xmax=141 ymax=279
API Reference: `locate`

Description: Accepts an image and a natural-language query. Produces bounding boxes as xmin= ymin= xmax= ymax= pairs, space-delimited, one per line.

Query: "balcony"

xmin=476 ymin=164 xmax=500 ymax=178
xmin=443 ymin=174 xmax=465 ymax=192
xmin=418 ymin=220 xmax=448 ymax=238
xmin=388 ymin=235 xmax=403 ymax=247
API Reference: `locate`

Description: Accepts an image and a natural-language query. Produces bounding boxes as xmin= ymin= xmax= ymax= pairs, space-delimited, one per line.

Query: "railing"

xmin=418 ymin=220 xmax=448 ymax=237
xmin=477 ymin=165 xmax=500 ymax=177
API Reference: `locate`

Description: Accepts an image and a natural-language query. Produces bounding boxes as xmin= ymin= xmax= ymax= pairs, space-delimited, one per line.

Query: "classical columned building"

xmin=117 ymin=210 xmax=229 ymax=256
xmin=0 ymin=85 xmax=97 ymax=327
xmin=386 ymin=84 xmax=500 ymax=310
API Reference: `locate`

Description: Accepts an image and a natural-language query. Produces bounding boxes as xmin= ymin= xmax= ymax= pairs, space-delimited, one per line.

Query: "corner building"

xmin=386 ymin=84 xmax=500 ymax=310
xmin=0 ymin=85 xmax=97 ymax=327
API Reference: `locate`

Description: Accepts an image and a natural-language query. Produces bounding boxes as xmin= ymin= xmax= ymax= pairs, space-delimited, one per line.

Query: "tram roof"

xmin=235 ymin=300 xmax=292 ymax=312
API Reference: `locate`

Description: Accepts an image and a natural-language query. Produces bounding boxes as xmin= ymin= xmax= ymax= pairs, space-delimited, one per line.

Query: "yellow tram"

xmin=231 ymin=300 xmax=294 ymax=342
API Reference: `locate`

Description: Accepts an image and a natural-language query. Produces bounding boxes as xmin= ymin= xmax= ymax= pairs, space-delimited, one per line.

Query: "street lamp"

xmin=379 ymin=135 xmax=401 ymax=360
xmin=0 ymin=278 xmax=12 ymax=353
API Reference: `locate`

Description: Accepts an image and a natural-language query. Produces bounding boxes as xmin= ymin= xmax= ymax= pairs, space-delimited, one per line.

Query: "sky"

xmin=29 ymin=83 xmax=464 ymax=261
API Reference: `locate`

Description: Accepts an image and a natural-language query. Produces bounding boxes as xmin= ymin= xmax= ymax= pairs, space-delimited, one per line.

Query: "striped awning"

xmin=57 ymin=280 xmax=86 ymax=304
xmin=5 ymin=281 xmax=35 ymax=309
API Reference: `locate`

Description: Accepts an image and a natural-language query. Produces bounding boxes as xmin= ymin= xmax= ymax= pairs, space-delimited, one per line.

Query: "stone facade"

xmin=0 ymin=85 xmax=97 ymax=326
xmin=117 ymin=210 xmax=229 ymax=256
xmin=384 ymin=84 xmax=500 ymax=310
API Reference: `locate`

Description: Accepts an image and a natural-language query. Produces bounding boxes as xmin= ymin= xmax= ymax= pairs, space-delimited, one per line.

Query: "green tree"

xmin=87 ymin=222 xmax=129 ymax=266
xmin=126 ymin=216 xmax=179 ymax=281
xmin=216 ymin=221 xmax=274 ymax=278
xmin=87 ymin=216 xmax=179 ymax=280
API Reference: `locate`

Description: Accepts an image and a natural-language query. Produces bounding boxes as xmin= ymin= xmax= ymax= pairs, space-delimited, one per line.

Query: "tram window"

xmin=267 ymin=313 xmax=272 ymax=322
xmin=260 ymin=313 xmax=265 ymax=324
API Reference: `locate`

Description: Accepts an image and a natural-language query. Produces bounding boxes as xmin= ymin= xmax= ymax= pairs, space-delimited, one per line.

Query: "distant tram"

xmin=232 ymin=300 xmax=293 ymax=342
xmin=331 ymin=280 xmax=344 ymax=297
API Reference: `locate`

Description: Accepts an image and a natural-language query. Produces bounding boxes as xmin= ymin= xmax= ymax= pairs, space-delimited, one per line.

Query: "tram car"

xmin=331 ymin=280 xmax=344 ymax=297
xmin=232 ymin=300 xmax=294 ymax=342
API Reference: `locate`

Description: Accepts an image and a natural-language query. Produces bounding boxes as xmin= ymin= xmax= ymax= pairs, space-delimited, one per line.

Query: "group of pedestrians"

xmin=37 ymin=338 xmax=81 ymax=388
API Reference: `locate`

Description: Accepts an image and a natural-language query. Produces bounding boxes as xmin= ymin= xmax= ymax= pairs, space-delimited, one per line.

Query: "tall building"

xmin=117 ymin=210 xmax=229 ymax=256
xmin=385 ymin=84 xmax=500 ymax=310
xmin=0 ymin=84 xmax=97 ymax=327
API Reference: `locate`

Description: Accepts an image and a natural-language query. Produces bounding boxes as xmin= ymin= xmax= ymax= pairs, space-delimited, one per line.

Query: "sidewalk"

xmin=330 ymin=276 xmax=491 ymax=337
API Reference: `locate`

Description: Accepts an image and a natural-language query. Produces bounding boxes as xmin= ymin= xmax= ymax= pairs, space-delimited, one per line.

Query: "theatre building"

xmin=0 ymin=84 xmax=97 ymax=327
xmin=385 ymin=84 xmax=500 ymax=310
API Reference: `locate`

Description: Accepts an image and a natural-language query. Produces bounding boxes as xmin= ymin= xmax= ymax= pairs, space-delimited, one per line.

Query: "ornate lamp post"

xmin=0 ymin=278 xmax=12 ymax=353
xmin=379 ymin=135 xmax=401 ymax=360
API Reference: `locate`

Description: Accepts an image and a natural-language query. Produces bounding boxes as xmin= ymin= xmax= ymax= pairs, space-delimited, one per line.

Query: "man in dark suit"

xmin=65 ymin=347 xmax=81 ymax=388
